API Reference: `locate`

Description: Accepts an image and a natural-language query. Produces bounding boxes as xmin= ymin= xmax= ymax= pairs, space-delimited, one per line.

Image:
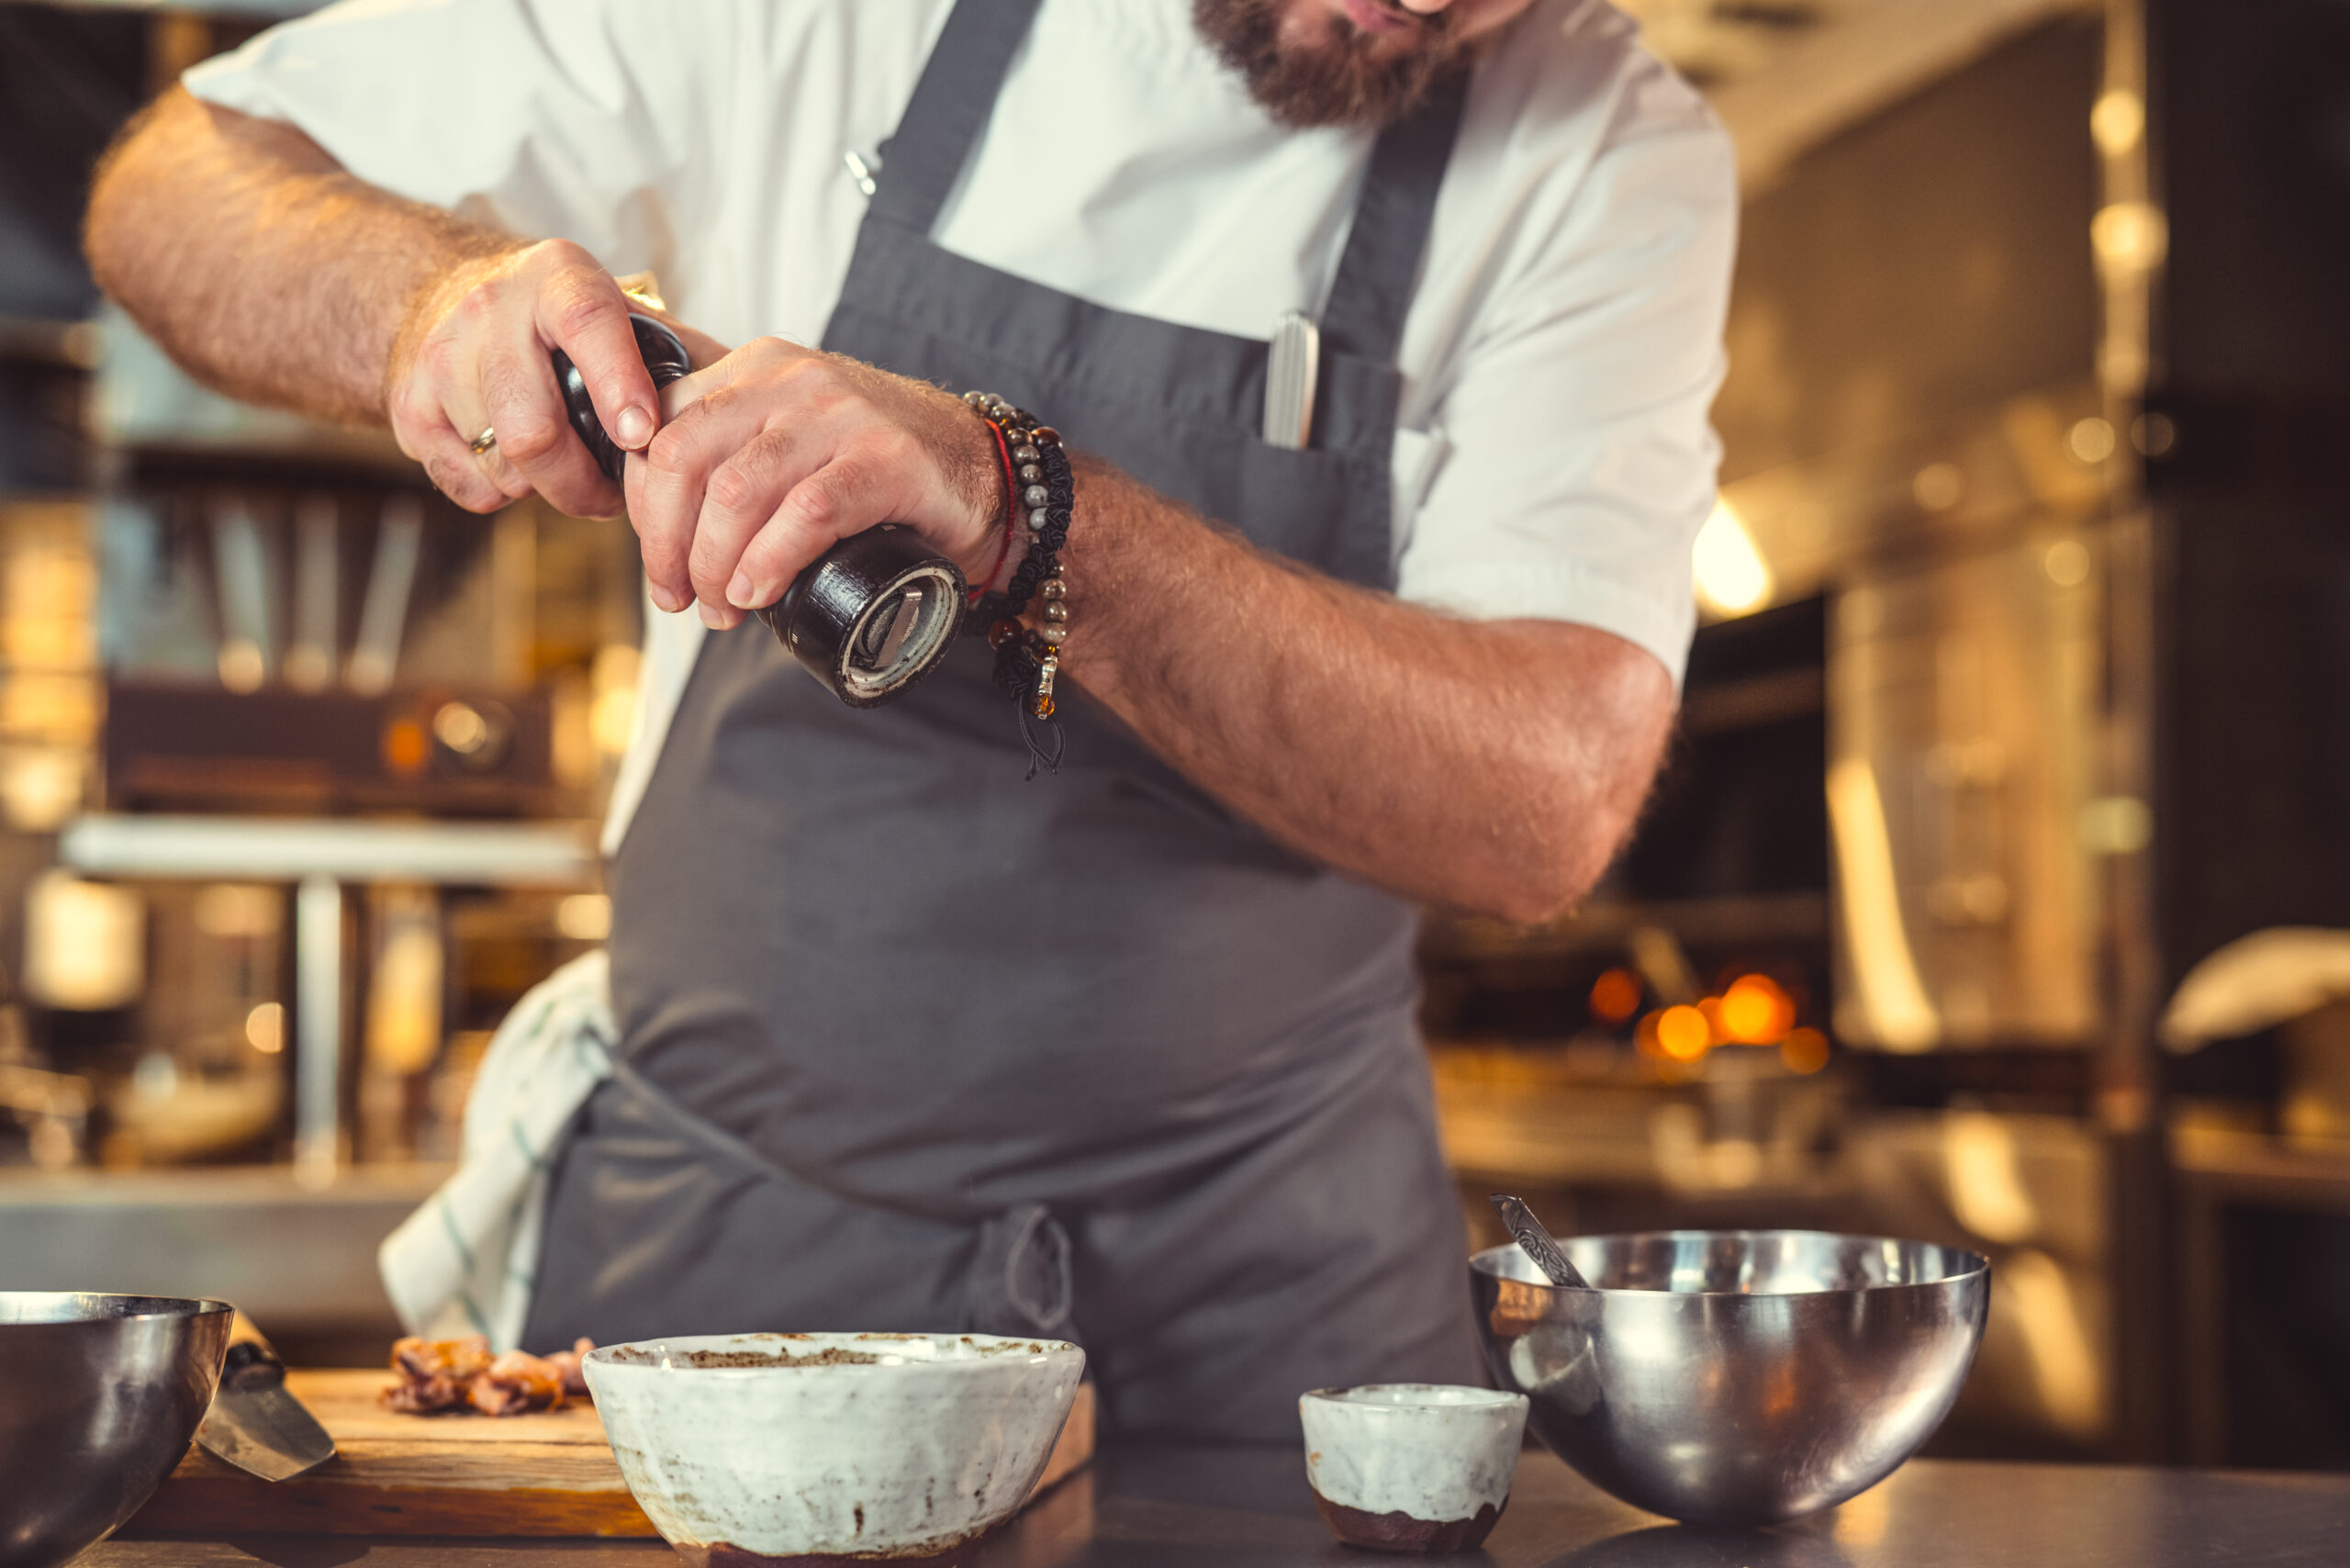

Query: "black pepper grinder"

xmin=554 ymin=315 xmax=967 ymax=709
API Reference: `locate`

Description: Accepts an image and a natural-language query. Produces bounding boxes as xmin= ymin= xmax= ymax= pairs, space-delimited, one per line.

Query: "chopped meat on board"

xmin=543 ymin=1337 xmax=596 ymax=1398
xmin=384 ymin=1335 xmax=494 ymax=1413
xmin=469 ymin=1349 xmax=567 ymax=1416
xmin=383 ymin=1335 xmax=596 ymax=1416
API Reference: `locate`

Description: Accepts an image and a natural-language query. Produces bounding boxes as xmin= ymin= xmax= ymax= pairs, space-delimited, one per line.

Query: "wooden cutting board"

xmin=128 ymin=1369 xmax=1095 ymax=1537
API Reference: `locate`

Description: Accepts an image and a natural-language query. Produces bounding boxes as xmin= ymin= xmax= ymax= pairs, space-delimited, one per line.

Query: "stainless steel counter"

xmin=94 ymin=1439 xmax=2350 ymax=1565
xmin=0 ymin=1163 xmax=443 ymax=1328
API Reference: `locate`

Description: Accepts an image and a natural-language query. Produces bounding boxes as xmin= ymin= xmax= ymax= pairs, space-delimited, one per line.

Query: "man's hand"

xmin=86 ymin=90 xmax=733 ymax=525
xmin=387 ymin=240 xmax=727 ymax=520
xmin=625 ymin=337 xmax=1005 ymax=623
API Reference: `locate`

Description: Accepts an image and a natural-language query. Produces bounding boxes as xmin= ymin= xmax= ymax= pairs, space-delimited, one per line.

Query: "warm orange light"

xmin=1589 ymin=967 xmax=1642 ymax=1024
xmin=1718 ymin=974 xmax=1795 ymax=1044
xmin=1656 ymin=1005 xmax=1712 ymax=1062
xmin=1781 ymin=1027 xmax=1830 ymax=1075
xmin=382 ymin=717 xmax=429 ymax=776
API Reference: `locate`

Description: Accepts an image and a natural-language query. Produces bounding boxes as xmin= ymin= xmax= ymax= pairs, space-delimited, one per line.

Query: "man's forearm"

xmin=85 ymin=86 xmax=508 ymax=427
xmin=1058 ymin=460 xmax=1676 ymax=924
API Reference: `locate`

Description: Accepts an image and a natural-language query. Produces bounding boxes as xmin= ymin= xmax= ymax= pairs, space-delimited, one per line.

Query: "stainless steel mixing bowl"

xmin=0 ymin=1294 xmax=232 ymax=1568
xmin=1472 ymin=1231 xmax=1988 ymax=1527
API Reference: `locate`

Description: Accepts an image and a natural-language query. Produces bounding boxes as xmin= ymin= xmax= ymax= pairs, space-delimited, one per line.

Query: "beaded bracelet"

xmin=962 ymin=390 xmax=1073 ymax=777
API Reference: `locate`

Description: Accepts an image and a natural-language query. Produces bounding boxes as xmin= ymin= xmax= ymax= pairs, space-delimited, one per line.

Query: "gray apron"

xmin=522 ymin=0 xmax=1481 ymax=1440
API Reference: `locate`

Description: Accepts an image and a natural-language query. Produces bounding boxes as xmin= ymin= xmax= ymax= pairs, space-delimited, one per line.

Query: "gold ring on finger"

xmin=468 ymin=425 xmax=498 ymax=455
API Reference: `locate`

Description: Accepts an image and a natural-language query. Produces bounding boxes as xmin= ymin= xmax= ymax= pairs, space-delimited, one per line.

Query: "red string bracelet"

xmin=968 ymin=416 xmax=1020 ymax=606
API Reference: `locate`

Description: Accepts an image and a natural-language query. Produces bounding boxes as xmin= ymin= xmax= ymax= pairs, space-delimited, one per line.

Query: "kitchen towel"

xmin=377 ymin=948 xmax=615 ymax=1348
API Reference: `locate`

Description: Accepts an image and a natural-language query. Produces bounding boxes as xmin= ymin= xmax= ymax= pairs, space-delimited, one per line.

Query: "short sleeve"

xmin=182 ymin=0 xmax=745 ymax=278
xmin=1393 ymin=51 xmax=1737 ymax=689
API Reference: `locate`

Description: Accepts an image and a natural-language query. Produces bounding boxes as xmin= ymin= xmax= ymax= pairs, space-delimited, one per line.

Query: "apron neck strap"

xmin=872 ymin=0 xmax=1045 ymax=232
xmin=1317 ymin=69 xmax=1472 ymax=367
xmin=876 ymin=0 xmax=1471 ymax=369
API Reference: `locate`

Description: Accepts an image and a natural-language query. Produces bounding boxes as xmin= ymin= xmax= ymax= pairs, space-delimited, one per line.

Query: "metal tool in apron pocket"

xmin=554 ymin=315 xmax=967 ymax=708
xmin=1262 ymin=310 xmax=1320 ymax=451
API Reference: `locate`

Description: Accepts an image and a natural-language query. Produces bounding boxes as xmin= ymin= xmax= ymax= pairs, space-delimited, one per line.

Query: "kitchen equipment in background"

xmin=555 ymin=316 xmax=964 ymax=709
xmin=195 ymin=1311 xmax=335 ymax=1482
xmin=0 ymin=1061 xmax=90 ymax=1170
xmin=103 ymin=683 xmax=555 ymax=815
xmin=17 ymin=868 xmax=147 ymax=1137
xmin=208 ymin=495 xmax=274 ymax=694
xmin=21 ymin=868 xmax=142 ymax=1014
xmin=358 ymin=885 xmax=442 ymax=1162
xmin=88 ymin=881 xmax=285 ymax=1169
xmin=1843 ymin=1110 xmax=2110 ymax=1453
xmin=581 ymin=1332 xmax=1085 ymax=1563
xmin=346 ymin=494 xmax=421 ymax=698
xmin=0 ymin=502 xmax=103 ymax=834
xmin=2278 ymin=1011 xmax=2350 ymax=1147
xmin=57 ymin=813 xmax=599 ymax=1183
xmin=0 ymin=1292 xmax=231 ymax=1568
xmin=103 ymin=1055 xmax=281 ymax=1168
xmin=1472 ymin=1232 xmax=1988 ymax=1525
xmin=284 ymin=493 xmax=338 ymax=693
xmin=2161 ymin=927 xmax=2350 ymax=1146
xmin=1830 ymin=533 xmax=2107 ymax=1050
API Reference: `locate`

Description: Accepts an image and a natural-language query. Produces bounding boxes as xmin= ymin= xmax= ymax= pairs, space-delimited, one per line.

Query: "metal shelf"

xmin=56 ymin=813 xmax=599 ymax=1186
xmin=58 ymin=812 xmax=597 ymax=886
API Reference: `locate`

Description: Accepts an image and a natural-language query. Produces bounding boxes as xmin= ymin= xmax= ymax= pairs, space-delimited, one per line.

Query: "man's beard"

xmin=1193 ymin=0 xmax=1483 ymax=129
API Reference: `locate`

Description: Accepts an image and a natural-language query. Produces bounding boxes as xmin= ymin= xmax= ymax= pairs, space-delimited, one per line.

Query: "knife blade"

xmin=196 ymin=1313 xmax=337 ymax=1481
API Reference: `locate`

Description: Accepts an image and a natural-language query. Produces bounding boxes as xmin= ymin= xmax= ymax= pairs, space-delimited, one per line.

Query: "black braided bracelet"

xmin=962 ymin=390 xmax=1071 ymax=776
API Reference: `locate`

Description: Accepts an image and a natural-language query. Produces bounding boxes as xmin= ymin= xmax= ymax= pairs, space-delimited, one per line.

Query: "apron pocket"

xmin=966 ymin=1204 xmax=1075 ymax=1338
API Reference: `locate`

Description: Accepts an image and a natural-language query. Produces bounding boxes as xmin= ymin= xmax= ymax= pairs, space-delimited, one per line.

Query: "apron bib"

xmin=524 ymin=0 xmax=1481 ymax=1439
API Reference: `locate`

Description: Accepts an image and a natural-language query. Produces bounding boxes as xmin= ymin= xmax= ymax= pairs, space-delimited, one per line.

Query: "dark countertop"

xmin=94 ymin=1440 xmax=2350 ymax=1567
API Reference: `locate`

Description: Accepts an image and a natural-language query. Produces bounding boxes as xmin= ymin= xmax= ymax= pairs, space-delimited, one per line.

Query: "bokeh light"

xmin=1589 ymin=966 xmax=1642 ymax=1024
xmin=1781 ymin=1027 xmax=1831 ymax=1075
xmin=1718 ymin=974 xmax=1796 ymax=1044
xmin=1655 ymin=1005 xmax=1712 ymax=1062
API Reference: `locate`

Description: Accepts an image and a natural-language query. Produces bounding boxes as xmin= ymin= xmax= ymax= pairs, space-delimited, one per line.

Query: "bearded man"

xmin=86 ymin=0 xmax=1733 ymax=1439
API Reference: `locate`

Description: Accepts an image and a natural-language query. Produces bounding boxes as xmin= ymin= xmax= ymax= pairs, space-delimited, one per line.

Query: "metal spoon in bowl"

xmin=1490 ymin=1194 xmax=1594 ymax=1291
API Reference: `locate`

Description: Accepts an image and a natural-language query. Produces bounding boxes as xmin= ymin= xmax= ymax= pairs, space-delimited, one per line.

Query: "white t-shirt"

xmin=188 ymin=0 xmax=1735 ymax=846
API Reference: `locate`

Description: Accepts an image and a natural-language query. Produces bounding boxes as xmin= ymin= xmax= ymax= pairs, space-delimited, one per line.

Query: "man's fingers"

xmin=652 ymin=335 xmax=811 ymax=420
xmin=401 ymin=353 xmax=507 ymax=512
xmin=632 ymin=377 xmax=813 ymax=616
xmin=412 ymin=420 xmax=510 ymax=514
xmin=689 ymin=428 xmax=820 ymax=616
xmin=728 ymin=453 xmax=909 ymax=611
xmin=477 ymin=334 xmax=621 ymax=517
xmin=532 ymin=261 xmax=658 ymax=453
xmin=440 ymin=402 xmax=528 ymax=500
xmin=438 ymin=349 xmax=536 ymax=502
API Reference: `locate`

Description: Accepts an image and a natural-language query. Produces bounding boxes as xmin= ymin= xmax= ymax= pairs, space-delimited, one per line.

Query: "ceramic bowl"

xmin=583 ymin=1330 xmax=1085 ymax=1566
xmin=1300 ymin=1383 xmax=1529 ymax=1553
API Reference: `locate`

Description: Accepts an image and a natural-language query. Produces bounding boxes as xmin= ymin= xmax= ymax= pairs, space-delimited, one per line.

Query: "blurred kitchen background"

xmin=0 ymin=0 xmax=2344 ymax=1473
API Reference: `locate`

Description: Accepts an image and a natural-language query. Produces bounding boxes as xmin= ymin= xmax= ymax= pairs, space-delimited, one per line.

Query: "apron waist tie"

xmin=606 ymin=1055 xmax=1078 ymax=1342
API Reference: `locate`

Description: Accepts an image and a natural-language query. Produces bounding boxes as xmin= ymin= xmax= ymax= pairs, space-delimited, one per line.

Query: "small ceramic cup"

xmin=1301 ymin=1383 xmax=1530 ymax=1553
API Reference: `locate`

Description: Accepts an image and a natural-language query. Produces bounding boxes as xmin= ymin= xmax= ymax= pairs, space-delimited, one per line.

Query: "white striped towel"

xmin=377 ymin=948 xmax=616 ymax=1349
